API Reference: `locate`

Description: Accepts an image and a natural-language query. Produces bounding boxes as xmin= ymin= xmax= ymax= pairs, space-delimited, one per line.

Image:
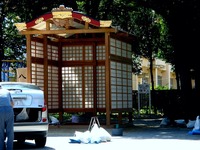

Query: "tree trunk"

xmin=149 ymin=53 xmax=156 ymax=115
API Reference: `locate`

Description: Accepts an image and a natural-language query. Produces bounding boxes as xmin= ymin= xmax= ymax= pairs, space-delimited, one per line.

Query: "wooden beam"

xmin=85 ymin=22 xmax=89 ymax=29
xmin=19 ymin=28 xmax=116 ymax=35
xmin=46 ymin=21 xmax=50 ymax=30
xmin=26 ymin=35 xmax=32 ymax=83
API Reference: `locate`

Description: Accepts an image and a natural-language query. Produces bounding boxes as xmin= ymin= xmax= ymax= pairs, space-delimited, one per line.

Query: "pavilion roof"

xmin=15 ymin=5 xmax=115 ymax=41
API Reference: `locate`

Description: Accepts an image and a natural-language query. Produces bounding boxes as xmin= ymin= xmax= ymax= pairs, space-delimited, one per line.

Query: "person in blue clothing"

xmin=0 ymin=85 xmax=14 ymax=150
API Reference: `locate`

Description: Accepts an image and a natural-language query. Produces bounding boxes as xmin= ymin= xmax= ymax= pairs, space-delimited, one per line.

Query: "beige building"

xmin=132 ymin=58 xmax=177 ymax=90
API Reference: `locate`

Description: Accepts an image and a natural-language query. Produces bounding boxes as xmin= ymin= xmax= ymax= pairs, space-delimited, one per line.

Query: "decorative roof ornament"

xmin=100 ymin=21 xmax=112 ymax=27
xmin=14 ymin=23 xmax=27 ymax=31
xmin=52 ymin=5 xmax=73 ymax=19
xmin=51 ymin=5 xmax=73 ymax=28
xmin=81 ymin=16 xmax=91 ymax=23
xmin=51 ymin=5 xmax=73 ymax=12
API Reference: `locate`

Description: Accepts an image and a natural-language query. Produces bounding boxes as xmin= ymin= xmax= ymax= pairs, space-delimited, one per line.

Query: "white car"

xmin=0 ymin=82 xmax=49 ymax=148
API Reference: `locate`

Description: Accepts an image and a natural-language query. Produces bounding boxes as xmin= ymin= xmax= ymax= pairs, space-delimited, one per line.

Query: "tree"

xmin=0 ymin=1 xmax=26 ymax=81
xmin=131 ymin=7 xmax=172 ymax=113
xmin=135 ymin=0 xmax=200 ymax=120
xmin=3 ymin=13 xmax=26 ymax=60
xmin=132 ymin=54 xmax=142 ymax=75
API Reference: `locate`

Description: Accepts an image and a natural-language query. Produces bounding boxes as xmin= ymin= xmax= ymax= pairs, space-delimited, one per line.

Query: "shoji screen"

xmin=47 ymin=45 xmax=59 ymax=109
xmin=110 ymin=38 xmax=133 ymax=109
xmin=31 ymin=41 xmax=44 ymax=90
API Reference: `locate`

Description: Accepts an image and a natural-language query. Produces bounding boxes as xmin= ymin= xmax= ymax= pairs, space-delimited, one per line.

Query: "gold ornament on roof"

xmin=14 ymin=23 xmax=27 ymax=31
xmin=52 ymin=5 xmax=73 ymax=19
xmin=52 ymin=11 xmax=72 ymax=19
xmin=81 ymin=16 xmax=91 ymax=23
xmin=52 ymin=5 xmax=73 ymax=12
xmin=35 ymin=17 xmax=44 ymax=24
xmin=100 ymin=20 xmax=112 ymax=27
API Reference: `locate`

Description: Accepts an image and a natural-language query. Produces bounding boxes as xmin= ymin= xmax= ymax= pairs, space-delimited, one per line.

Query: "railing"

xmin=1 ymin=60 xmax=26 ymax=81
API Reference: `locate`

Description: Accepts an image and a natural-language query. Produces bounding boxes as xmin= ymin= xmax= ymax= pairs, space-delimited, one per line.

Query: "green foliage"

xmin=3 ymin=13 xmax=26 ymax=61
xmin=63 ymin=112 xmax=72 ymax=119
xmin=106 ymin=0 xmax=135 ymax=29
xmin=76 ymin=1 xmax=85 ymax=12
xmin=154 ymin=85 xmax=169 ymax=90
xmin=49 ymin=112 xmax=72 ymax=121
xmin=132 ymin=54 xmax=142 ymax=75
xmin=129 ymin=7 xmax=170 ymax=59
xmin=149 ymin=85 xmax=169 ymax=90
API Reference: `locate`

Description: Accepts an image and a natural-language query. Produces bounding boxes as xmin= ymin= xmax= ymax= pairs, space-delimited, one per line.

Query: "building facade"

xmin=132 ymin=58 xmax=177 ymax=90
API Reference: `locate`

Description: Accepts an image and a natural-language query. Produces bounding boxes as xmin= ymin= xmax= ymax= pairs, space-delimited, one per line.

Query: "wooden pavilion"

xmin=15 ymin=5 xmax=134 ymax=125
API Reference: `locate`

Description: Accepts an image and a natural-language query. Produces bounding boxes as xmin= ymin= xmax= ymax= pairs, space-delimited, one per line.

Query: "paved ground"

xmin=13 ymin=118 xmax=200 ymax=150
xmin=47 ymin=118 xmax=198 ymax=139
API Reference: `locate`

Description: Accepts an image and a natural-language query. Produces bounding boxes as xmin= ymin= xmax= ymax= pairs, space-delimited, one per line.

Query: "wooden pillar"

xmin=58 ymin=42 xmax=63 ymax=122
xmin=43 ymin=35 xmax=48 ymax=105
xmin=25 ymin=35 xmax=32 ymax=83
xmin=105 ymin=32 xmax=111 ymax=126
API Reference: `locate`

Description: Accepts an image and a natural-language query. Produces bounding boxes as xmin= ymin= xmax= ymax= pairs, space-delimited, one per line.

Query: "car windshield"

xmin=1 ymin=84 xmax=41 ymax=90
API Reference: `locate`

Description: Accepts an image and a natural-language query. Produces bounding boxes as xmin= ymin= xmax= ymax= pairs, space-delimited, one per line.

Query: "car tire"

xmin=17 ymin=138 xmax=26 ymax=144
xmin=35 ymin=137 xmax=47 ymax=147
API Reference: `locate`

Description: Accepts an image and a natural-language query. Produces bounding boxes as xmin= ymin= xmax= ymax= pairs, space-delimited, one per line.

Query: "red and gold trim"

xmin=26 ymin=13 xmax=53 ymax=28
xmin=15 ymin=6 xmax=112 ymax=31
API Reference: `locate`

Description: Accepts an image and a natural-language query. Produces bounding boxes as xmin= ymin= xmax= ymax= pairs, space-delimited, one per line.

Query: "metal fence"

xmin=1 ymin=60 xmax=26 ymax=81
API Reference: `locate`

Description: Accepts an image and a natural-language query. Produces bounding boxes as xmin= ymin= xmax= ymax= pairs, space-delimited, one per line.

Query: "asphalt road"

xmin=13 ymin=119 xmax=200 ymax=150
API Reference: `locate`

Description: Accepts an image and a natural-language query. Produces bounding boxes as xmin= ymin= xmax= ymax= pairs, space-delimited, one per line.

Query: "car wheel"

xmin=17 ymin=138 xmax=26 ymax=144
xmin=35 ymin=137 xmax=46 ymax=147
